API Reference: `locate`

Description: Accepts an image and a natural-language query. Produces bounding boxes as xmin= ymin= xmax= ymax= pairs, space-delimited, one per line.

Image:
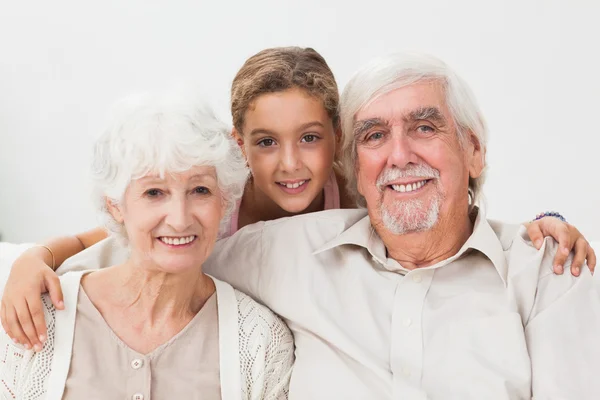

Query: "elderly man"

xmin=206 ymin=53 xmax=600 ymax=398
xmin=22 ymin=53 xmax=600 ymax=399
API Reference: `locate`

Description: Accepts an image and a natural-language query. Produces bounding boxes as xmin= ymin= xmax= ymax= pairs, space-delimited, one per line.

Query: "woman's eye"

xmin=301 ymin=134 xmax=319 ymax=143
xmin=145 ymin=189 xmax=162 ymax=197
xmin=257 ymin=138 xmax=276 ymax=147
xmin=193 ymin=186 xmax=210 ymax=195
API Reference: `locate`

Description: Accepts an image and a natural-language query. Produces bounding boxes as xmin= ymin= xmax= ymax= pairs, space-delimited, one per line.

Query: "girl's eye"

xmin=301 ymin=134 xmax=319 ymax=143
xmin=193 ymin=186 xmax=210 ymax=195
xmin=145 ymin=189 xmax=163 ymax=197
xmin=257 ymin=138 xmax=276 ymax=147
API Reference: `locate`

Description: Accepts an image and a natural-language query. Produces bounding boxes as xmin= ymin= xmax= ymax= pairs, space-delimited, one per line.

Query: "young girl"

xmin=1 ymin=47 xmax=595 ymax=351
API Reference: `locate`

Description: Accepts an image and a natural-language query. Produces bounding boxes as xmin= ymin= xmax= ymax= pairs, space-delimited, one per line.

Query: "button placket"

xmin=390 ymin=270 xmax=432 ymax=396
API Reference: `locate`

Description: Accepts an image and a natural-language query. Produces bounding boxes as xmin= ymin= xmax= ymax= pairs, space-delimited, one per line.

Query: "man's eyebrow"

xmin=353 ymin=118 xmax=388 ymax=137
xmin=405 ymin=107 xmax=446 ymax=124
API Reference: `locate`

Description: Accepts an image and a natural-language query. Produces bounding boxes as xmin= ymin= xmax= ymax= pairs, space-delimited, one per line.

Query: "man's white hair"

xmin=340 ymin=52 xmax=487 ymax=208
xmin=91 ymin=90 xmax=249 ymax=243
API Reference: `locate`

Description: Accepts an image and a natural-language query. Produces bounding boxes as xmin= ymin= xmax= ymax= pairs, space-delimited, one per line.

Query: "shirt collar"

xmin=313 ymin=206 xmax=508 ymax=285
xmin=313 ymin=213 xmax=388 ymax=266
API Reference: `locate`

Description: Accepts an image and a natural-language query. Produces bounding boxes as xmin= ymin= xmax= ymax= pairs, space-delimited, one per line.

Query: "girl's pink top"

xmin=224 ymin=171 xmax=341 ymax=238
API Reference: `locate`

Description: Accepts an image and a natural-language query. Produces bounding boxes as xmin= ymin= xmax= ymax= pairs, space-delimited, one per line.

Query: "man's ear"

xmin=467 ymin=132 xmax=485 ymax=179
xmin=106 ymin=198 xmax=124 ymax=224
xmin=232 ymin=128 xmax=247 ymax=159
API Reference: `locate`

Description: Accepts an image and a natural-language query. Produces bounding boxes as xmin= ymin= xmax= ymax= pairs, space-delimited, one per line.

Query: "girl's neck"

xmin=238 ymin=180 xmax=325 ymax=229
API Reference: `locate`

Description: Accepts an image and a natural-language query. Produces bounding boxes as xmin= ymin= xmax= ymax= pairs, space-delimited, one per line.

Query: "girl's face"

xmin=235 ymin=88 xmax=339 ymax=213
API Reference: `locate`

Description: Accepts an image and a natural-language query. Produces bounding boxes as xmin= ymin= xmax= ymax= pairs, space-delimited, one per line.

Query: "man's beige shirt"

xmin=61 ymin=208 xmax=600 ymax=399
xmin=207 ymin=208 xmax=599 ymax=399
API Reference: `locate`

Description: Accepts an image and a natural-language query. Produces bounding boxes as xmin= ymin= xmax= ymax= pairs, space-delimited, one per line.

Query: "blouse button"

xmin=131 ymin=359 xmax=144 ymax=370
xmin=132 ymin=394 xmax=144 ymax=400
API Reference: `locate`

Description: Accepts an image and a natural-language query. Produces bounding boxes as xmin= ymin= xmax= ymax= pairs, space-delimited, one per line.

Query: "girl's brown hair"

xmin=231 ymin=47 xmax=340 ymax=133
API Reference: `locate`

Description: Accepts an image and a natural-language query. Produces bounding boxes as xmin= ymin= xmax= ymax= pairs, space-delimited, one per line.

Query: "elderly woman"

xmin=0 ymin=92 xmax=294 ymax=399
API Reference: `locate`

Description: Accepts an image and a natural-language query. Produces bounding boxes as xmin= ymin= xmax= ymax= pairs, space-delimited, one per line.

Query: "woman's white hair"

xmin=340 ymin=52 xmax=487 ymax=208
xmin=91 ymin=90 xmax=249 ymax=243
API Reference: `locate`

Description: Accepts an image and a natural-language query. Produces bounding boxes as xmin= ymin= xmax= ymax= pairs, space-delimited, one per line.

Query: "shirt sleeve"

xmin=518 ymin=234 xmax=600 ymax=398
xmin=56 ymin=236 xmax=128 ymax=275
xmin=204 ymin=222 xmax=267 ymax=304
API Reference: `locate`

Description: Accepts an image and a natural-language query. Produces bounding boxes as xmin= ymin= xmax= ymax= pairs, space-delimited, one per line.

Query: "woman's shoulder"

xmin=0 ymin=294 xmax=57 ymax=398
xmin=233 ymin=289 xmax=293 ymax=399
xmin=233 ymin=290 xmax=291 ymax=338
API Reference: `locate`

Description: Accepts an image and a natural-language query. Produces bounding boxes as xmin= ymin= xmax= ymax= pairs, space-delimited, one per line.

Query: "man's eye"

xmin=301 ymin=134 xmax=319 ymax=143
xmin=417 ymin=125 xmax=435 ymax=133
xmin=193 ymin=186 xmax=210 ymax=195
xmin=145 ymin=189 xmax=162 ymax=197
xmin=258 ymin=138 xmax=276 ymax=147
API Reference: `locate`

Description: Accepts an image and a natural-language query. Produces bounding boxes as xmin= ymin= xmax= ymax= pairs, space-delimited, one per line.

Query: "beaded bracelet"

xmin=533 ymin=211 xmax=567 ymax=223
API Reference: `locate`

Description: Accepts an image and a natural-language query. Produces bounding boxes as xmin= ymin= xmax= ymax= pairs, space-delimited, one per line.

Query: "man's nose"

xmin=387 ymin=132 xmax=417 ymax=169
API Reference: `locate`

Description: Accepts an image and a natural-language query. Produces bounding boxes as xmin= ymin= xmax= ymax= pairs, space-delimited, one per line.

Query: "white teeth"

xmin=281 ymin=180 xmax=306 ymax=189
xmin=159 ymin=235 xmax=196 ymax=246
xmin=391 ymin=180 xmax=428 ymax=193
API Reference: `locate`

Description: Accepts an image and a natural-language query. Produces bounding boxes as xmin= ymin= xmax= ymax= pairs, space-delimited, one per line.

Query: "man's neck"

xmin=375 ymin=209 xmax=474 ymax=270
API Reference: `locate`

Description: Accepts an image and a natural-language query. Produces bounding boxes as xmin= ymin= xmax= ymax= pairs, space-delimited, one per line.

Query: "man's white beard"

xmin=380 ymin=194 xmax=441 ymax=235
xmin=376 ymin=164 xmax=442 ymax=235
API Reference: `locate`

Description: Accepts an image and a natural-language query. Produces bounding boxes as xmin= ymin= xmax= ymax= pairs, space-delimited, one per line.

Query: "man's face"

xmin=354 ymin=81 xmax=483 ymax=235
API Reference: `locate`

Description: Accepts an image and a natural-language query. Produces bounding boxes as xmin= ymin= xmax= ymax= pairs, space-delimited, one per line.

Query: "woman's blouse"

xmin=63 ymin=288 xmax=221 ymax=400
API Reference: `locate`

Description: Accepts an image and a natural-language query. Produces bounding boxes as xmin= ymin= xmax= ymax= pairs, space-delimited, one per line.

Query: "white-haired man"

xmin=56 ymin=53 xmax=600 ymax=399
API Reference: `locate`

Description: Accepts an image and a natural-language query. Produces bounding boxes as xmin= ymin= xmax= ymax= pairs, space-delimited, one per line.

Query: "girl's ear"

xmin=334 ymin=126 xmax=343 ymax=161
xmin=232 ymin=128 xmax=247 ymax=159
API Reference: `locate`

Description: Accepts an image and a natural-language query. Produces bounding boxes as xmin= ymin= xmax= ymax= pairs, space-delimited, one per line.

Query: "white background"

xmin=0 ymin=0 xmax=599 ymax=243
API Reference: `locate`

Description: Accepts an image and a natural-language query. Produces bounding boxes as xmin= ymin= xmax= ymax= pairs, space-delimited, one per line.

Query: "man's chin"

xmin=380 ymin=201 xmax=440 ymax=236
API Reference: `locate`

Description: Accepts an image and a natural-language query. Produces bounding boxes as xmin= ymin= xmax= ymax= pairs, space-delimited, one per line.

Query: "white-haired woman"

xmin=0 ymin=92 xmax=294 ymax=400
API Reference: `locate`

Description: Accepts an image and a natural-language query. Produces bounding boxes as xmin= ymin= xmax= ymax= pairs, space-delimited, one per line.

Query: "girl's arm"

xmin=0 ymin=227 xmax=107 ymax=351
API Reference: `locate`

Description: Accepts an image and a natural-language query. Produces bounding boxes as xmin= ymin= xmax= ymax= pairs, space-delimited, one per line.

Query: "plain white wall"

xmin=0 ymin=0 xmax=599 ymax=243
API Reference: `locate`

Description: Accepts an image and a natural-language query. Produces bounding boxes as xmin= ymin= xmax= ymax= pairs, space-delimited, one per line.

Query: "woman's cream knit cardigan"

xmin=0 ymin=271 xmax=294 ymax=400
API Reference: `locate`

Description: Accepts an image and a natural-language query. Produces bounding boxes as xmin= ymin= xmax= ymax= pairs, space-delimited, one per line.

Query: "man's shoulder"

xmin=263 ymin=208 xmax=368 ymax=234
xmin=486 ymin=219 xmax=522 ymax=251
xmin=260 ymin=208 xmax=369 ymax=248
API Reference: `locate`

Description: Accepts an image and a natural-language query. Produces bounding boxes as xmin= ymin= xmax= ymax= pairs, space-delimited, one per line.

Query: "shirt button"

xmin=402 ymin=367 xmax=411 ymax=377
xmin=131 ymin=359 xmax=144 ymax=369
xmin=403 ymin=318 xmax=412 ymax=327
xmin=132 ymin=394 xmax=144 ymax=400
xmin=411 ymin=273 xmax=422 ymax=283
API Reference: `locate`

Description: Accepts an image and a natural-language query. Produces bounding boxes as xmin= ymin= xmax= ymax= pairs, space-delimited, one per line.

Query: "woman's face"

xmin=108 ymin=165 xmax=224 ymax=273
xmin=235 ymin=88 xmax=339 ymax=213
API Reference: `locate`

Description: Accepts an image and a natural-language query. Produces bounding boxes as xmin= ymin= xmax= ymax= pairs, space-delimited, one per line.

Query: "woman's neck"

xmin=238 ymin=180 xmax=325 ymax=229
xmin=82 ymin=262 xmax=215 ymax=326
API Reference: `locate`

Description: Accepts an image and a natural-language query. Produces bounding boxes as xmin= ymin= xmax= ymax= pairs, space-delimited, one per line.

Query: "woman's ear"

xmin=106 ymin=198 xmax=124 ymax=224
